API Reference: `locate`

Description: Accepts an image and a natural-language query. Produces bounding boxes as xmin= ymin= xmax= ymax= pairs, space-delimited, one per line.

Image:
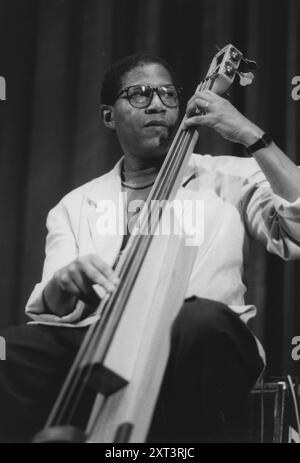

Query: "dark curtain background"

xmin=0 ymin=0 xmax=299 ymax=379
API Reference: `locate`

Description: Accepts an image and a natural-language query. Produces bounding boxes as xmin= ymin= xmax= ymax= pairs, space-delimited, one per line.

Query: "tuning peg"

xmin=240 ymin=57 xmax=258 ymax=73
xmin=237 ymin=72 xmax=255 ymax=86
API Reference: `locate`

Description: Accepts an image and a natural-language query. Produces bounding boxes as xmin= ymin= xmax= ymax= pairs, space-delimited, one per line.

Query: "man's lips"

xmin=144 ymin=120 xmax=169 ymax=128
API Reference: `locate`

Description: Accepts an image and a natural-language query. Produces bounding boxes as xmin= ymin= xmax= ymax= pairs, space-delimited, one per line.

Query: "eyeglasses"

xmin=115 ymin=84 xmax=182 ymax=108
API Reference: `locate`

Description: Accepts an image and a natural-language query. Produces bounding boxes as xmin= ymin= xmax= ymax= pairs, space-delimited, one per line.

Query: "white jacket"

xmin=26 ymin=154 xmax=300 ymax=330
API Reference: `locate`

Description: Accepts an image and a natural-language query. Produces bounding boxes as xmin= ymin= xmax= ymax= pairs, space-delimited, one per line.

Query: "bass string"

xmin=50 ymin=123 xmax=195 ymax=426
xmin=57 ymin=122 xmax=196 ymax=425
xmin=47 ymin=132 xmax=189 ymax=424
xmin=46 ymin=75 xmax=210 ymax=427
xmin=80 ymin=75 xmax=216 ymax=373
xmin=145 ymin=74 xmax=214 ymax=207
xmin=46 ymin=100 xmax=198 ymax=426
xmin=46 ymin=74 xmax=214 ymax=429
xmin=45 ymin=74 xmax=210 ymax=427
xmin=146 ymin=76 xmax=213 ymax=207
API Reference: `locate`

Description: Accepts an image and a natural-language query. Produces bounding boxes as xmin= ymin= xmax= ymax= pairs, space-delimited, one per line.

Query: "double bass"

xmin=33 ymin=44 xmax=257 ymax=443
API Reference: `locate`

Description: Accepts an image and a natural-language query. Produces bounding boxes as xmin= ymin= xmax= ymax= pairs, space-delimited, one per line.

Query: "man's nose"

xmin=145 ymin=91 xmax=166 ymax=113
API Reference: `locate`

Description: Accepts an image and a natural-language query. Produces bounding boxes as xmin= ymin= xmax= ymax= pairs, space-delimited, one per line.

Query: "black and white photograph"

xmin=0 ymin=0 xmax=299 ymax=446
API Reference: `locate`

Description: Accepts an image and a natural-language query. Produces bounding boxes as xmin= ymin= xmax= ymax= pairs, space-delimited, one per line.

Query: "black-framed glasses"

xmin=115 ymin=84 xmax=182 ymax=108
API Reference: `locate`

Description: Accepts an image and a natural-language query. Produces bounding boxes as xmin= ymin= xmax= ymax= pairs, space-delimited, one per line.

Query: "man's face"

xmin=112 ymin=63 xmax=180 ymax=160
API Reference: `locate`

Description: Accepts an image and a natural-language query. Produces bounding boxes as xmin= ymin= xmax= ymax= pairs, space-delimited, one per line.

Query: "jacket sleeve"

xmin=25 ymin=201 xmax=86 ymax=323
xmin=241 ymin=161 xmax=300 ymax=260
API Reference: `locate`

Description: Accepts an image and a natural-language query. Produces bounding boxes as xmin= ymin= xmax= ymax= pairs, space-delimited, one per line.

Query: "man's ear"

xmin=100 ymin=105 xmax=115 ymax=130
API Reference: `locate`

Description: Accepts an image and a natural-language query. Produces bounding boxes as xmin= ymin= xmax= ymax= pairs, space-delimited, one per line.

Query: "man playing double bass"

xmin=1 ymin=53 xmax=300 ymax=442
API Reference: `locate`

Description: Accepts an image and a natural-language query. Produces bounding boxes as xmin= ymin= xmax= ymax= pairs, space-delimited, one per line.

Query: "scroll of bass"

xmin=33 ymin=44 xmax=257 ymax=443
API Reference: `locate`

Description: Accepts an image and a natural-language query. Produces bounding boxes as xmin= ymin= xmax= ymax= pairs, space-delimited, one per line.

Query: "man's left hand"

xmin=184 ymin=90 xmax=262 ymax=146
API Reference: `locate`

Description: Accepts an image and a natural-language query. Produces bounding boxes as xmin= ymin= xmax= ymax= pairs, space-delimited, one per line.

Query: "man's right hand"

xmin=43 ymin=254 xmax=119 ymax=317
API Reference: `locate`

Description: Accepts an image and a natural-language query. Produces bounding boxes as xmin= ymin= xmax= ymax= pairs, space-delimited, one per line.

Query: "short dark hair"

xmin=100 ymin=53 xmax=178 ymax=105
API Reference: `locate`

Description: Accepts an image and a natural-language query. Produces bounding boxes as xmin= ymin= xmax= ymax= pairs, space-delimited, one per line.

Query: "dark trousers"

xmin=0 ymin=298 xmax=263 ymax=442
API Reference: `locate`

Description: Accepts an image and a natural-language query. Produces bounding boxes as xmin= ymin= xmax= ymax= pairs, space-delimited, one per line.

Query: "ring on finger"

xmin=195 ymin=100 xmax=209 ymax=115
